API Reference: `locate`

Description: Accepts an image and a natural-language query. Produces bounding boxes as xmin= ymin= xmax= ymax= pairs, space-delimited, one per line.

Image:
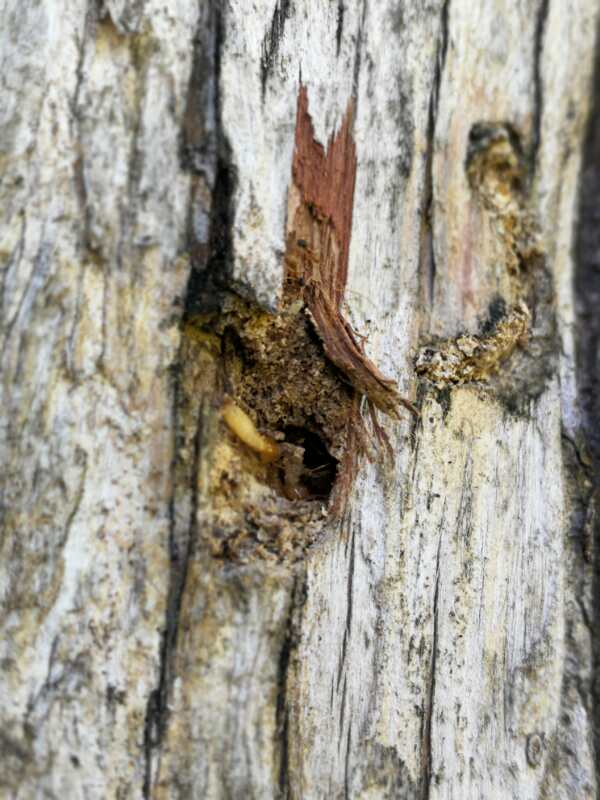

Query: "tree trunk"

xmin=1 ymin=1 xmax=599 ymax=798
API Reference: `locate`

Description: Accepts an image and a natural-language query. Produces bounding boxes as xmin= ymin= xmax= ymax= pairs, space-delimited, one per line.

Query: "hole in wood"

xmin=281 ymin=426 xmax=338 ymax=500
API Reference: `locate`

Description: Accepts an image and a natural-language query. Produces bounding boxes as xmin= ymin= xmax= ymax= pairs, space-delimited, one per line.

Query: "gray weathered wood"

xmin=1 ymin=1 xmax=599 ymax=798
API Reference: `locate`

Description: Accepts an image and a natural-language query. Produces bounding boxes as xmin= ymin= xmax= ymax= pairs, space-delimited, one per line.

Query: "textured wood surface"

xmin=1 ymin=1 xmax=599 ymax=798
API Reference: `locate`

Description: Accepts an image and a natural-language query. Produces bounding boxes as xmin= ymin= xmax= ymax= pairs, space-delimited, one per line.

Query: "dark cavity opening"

xmin=283 ymin=426 xmax=338 ymax=500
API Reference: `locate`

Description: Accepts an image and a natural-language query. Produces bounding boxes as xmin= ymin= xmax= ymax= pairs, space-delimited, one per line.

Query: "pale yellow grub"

xmin=221 ymin=401 xmax=280 ymax=462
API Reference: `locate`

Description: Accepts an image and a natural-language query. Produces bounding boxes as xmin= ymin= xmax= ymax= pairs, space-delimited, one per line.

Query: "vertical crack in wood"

xmin=344 ymin=720 xmax=353 ymax=800
xmin=421 ymin=524 xmax=443 ymax=799
xmin=260 ymin=0 xmax=292 ymax=100
xmin=531 ymin=0 xmax=550 ymax=172
xmin=420 ymin=0 xmax=451 ymax=309
xmin=142 ymin=1 xmax=228 ymax=794
xmin=71 ymin=5 xmax=96 ymax=255
xmin=123 ymin=37 xmax=153 ymax=256
xmin=0 ymin=237 xmax=53 ymax=366
xmin=335 ymin=0 xmax=345 ymax=57
xmin=142 ymin=392 xmax=206 ymax=797
xmin=351 ymin=0 xmax=367 ymax=99
xmin=428 ymin=0 xmax=450 ymax=132
xmin=573 ymin=17 xmax=600 ymax=786
xmin=275 ymin=572 xmax=302 ymax=799
xmin=183 ymin=1 xmax=234 ymax=317
xmin=336 ymin=522 xmax=356 ymax=695
xmin=184 ymin=151 xmax=235 ymax=316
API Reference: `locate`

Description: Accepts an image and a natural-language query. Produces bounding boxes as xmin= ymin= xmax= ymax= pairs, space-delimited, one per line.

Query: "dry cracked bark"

xmin=1 ymin=1 xmax=600 ymax=798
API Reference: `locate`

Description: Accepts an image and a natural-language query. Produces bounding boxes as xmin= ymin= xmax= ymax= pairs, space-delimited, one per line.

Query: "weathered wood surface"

xmin=1 ymin=1 xmax=599 ymax=798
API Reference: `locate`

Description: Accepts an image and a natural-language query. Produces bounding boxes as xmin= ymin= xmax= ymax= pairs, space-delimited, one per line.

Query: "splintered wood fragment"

xmin=287 ymin=85 xmax=418 ymax=420
xmin=306 ymin=288 xmax=419 ymax=418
